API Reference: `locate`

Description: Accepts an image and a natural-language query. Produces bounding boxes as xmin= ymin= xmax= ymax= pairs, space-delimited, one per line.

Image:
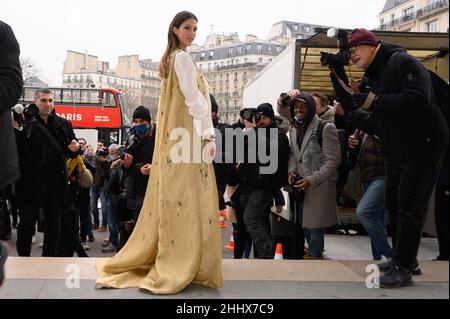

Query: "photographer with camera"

xmin=122 ymin=106 xmax=155 ymax=222
xmin=327 ymin=28 xmax=448 ymax=287
xmin=0 ymin=20 xmax=23 ymax=285
xmin=284 ymin=93 xmax=341 ymax=259
xmin=233 ymin=103 xmax=289 ymax=259
xmin=13 ymin=88 xmax=79 ymax=257
xmin=90 ymin=140 xmax=110 ymax=233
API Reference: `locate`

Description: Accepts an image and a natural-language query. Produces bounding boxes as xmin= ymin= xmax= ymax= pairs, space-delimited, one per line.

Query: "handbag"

xmin=343 ymin=167 xmax=363 ymax=201
xmin=78 ymin=167 xmax=93 ymax=188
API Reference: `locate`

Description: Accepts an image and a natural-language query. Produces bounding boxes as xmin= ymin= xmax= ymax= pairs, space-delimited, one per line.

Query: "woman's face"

xmin=173 ymin=18 xmax=197 ymax=49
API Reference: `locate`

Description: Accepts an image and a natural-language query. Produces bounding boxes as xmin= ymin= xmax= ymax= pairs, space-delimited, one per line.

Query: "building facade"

xmin=378 ymin=0 xmax=449 ymax=32
xmin=190 ymin=34 xmax=286 ymax=123
xmin=268 ymin=20 xmax=333 ymax=44
xmin=62 ymin=51 xmax=160 ymax=121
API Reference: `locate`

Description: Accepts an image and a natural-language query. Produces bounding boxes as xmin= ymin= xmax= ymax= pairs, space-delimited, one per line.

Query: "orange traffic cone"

xmin=274 ymin=243 xmax=283 ymax=260
xmin=221 ymin=209 xmax=228 ymax=220
xmin=219 ymin=211 xmax=228 ymax=228
xmin=224 ymin=229 xmax=235 ymax=251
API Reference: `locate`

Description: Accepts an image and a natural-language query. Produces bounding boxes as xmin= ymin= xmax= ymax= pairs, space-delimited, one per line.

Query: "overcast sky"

xmin=2 ymin=0 xmax=386 ymax=85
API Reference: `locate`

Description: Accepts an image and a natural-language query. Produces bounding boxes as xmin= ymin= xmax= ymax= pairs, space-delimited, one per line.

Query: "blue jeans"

xmin=357 ymin=179 xmax=393 ymax=260
xmin=90 ymin=186 xmax=107 ymax=226
xmin=304 ymin=228 xmax=324 ymax=257
xmin=106 ymin=198 xmax=119 ymax=248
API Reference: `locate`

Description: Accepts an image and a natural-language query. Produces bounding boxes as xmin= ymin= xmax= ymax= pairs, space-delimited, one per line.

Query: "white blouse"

xmin=174 ymin=51 xmax=215 ymax=139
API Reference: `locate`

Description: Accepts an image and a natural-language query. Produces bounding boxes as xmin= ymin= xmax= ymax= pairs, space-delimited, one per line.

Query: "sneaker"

xmin=98 ymin=225 xmax=108 ymax=232
xmin=378 ymin=259 xmax=422 ymax=276
xmin=379 ymin=265 xmax=414 ymax=288
xmin=0 ymin=241 xmax=9 ymax=287
xmin=303 ymin=254 xmax=324 ymax=260
xmin=39 ymin=242 xmax=43 ymax=248
xmin=31 ymin=236 xmax=36 ymax=245
xmin=102 ymin=238 xmax=110 ymax=247
xmin=101 ymin=243 xmax=117 ymax=253
xmin=88 ymin=234 xmax=95 ymax=242
xmin=81 ymin=242 xmax=90 ymax=251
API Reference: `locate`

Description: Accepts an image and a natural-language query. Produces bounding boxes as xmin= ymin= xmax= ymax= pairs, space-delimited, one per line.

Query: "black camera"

xmin=96 ymin=148 xmax=109 ymax=157
xmin=320 ymin=28 xmax=349 ymax=67
xmin=240 ymin=107 xmax=260 ymax=123
xmin=12 ymin=103 xmax=39 ymax=126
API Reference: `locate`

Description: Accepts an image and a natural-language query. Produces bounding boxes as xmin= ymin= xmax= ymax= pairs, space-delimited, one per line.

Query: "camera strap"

xmin=37 ymin=122 xmax=64 ymax=157
xmin=331 ymin=68 xmax=353 ymax=95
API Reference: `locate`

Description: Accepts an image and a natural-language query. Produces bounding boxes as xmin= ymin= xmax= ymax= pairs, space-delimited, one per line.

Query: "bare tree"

xmin=20 ymin=57 xmax=41 ymax=85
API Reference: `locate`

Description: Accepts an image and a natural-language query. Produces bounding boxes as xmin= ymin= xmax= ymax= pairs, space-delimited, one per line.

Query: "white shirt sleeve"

xmin=174 ymin=51 xmax=215 ymax=138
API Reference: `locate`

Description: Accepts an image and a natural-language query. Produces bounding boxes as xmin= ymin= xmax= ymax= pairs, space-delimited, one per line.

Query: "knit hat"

xmin=256 ymin=103 xmax=275 ymax=120
xmin=132 ymin=105 xmax=151 ymax=122
xmin=210 ymin=94 xmax=219 ymax=113
xmin=348 ymin=28 xmax=378 ymax=49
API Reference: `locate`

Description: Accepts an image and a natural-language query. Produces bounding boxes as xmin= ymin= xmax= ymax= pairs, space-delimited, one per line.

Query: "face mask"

xmin=134 ymin=123 xmax=149 ymax=137
xmin=108 ymin=155 xmax=117 ymax=161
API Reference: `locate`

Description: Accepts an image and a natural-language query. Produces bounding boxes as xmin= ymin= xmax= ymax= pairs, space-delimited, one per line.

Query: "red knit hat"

xmin=348 ymin=28 xmax=378 ymax=48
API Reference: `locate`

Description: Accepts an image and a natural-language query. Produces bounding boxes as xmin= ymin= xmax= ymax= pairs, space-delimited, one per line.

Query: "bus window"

xmin=102 ymin=91 xmax=117 ymax=107
xmin=110 ymin=131 xmax=119 ymax=145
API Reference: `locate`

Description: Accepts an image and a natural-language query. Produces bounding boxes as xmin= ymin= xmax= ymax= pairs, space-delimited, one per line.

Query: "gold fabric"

xmin=95 ymin=50 xmax=224 ymax=294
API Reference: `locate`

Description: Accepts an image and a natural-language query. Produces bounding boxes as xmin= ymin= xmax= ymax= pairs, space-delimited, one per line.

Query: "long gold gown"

xmin=95 ymin=50 xmax=224 ymax=294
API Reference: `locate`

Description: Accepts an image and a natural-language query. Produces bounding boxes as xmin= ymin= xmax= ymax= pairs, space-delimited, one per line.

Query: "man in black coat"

xmin=0 ymin=20 xmax=22 ymax=286
xmin=234 ymin=103 xmax=290 ymax=259
xmin=122 ymin=106 xmax=155 ymax=222
xmin=343 ymin=29 xmax=448 ymax=287
xmin=13 ymin=88 xmax=80 ymax=257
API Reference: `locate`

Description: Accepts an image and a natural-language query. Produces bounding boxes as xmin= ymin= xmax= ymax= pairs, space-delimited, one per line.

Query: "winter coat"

xmin=348 ymin=41 xmax=448 ymax=164
xmin=14 ymin=108 xmax=76 ymax=204
xmin=288 ymin=95 xmax=340 ymax=228
xmin=319 ymin=106 xmax=336 ymax=124
xmin=0 ymin=21 xmax=22 ymax=189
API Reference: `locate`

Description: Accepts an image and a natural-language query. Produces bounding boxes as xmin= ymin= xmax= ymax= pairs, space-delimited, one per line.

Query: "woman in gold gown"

xmin=95 ymin=11 xmax=224 ymax=295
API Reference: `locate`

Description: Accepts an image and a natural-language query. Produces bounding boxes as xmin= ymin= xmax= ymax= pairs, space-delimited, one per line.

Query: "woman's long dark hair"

xmin=159 ymin=11 xmax=198 ymax=78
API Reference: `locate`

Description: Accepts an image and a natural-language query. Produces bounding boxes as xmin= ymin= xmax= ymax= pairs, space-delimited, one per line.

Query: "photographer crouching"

xmin=12 ymin=88 xmax=79 ymax=257
xmin=121 ymin=106 xmax=155 ymax=223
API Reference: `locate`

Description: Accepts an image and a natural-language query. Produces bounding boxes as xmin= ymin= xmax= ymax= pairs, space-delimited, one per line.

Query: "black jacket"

xmin=14 ymin=108 xmax=76 ymax=204
xmin=237 ymin=121 xmax=290 ymax=194
xmin=347 ymin=41 xmax=448 ymax=163
xmin=0 ymin=21 xmax=22 ymax=189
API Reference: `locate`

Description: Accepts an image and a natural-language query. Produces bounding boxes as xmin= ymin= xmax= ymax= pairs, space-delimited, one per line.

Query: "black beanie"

xmin=256 ymin=103 xmax=275 ymax=120
xmin=132 ymin=106 xmax=151 ymax=122
xmin=210 ymin=94 xmax=219 ymax=113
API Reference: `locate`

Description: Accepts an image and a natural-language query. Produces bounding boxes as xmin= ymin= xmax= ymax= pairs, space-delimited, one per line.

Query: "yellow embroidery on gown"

xmin=95 ymin=50 xmax=224 ymax=294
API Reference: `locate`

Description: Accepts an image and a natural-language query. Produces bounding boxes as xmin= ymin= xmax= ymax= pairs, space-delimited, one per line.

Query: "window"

xmin=228 ymin=48 xmax=233 ymax=57
xmin=276 ymin=46 xmax=282 ymax=54
xmin=237 ymin=46 xmax=242 ymax=55
xmin=257 ymin=44 xmax=262 ymax=54
xmin=201 ymin=52 xmax=205 ymax=60
xmin=293 ymin=24 xmax=299 ymax=31
xmin=258 ymin=57 xmax=263 ymax=63
xmin=246 ymin=44 xmax=251 ymax=53
xmin=380 ymin=19 xmax=385 ymax=28
xmin=403 ymin=6 xmax=414 ymax=20
xmin=209 ymin=51 xmax=214 ymax=59
xmin=208 ymin=63 xmax=211 ymax=72
xmin=234 ymin=73 xmax=238 ymax=80
xmin=303 ymin=25 xmax=311 ymax=32
xmin=80 ymin=75 xmax=84 ymax=82
xmin=427 ymin=19 xmax=438 ymax=32
xmin=99 ymin=76 xmax=103 ymax=83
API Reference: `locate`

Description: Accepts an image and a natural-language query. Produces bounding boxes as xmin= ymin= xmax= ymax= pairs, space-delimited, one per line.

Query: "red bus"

xmin=19 ymin=86 xmax=129 ymax=146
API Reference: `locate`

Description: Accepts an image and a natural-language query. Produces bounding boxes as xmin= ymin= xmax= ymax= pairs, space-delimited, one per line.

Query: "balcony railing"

xmin=378 ymin=0 xmax=448 ymax=30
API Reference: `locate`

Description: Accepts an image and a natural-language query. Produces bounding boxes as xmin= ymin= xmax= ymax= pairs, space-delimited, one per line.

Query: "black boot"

xmin=379 ymin=265 xmax=414 ymax=288
xmin=378 ymin=259 xmax=422 ymax=275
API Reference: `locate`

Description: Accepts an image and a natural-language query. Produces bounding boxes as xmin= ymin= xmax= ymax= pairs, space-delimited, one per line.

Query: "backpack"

xmin=316 ymin=119 xmax=347 ymax=167
xmin=388 ymin=52 xmax=449 ymax=128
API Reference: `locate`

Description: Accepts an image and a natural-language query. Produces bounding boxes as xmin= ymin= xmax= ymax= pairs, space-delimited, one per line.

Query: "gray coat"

xmin=288 ymin=115 xmax=340 ymax=228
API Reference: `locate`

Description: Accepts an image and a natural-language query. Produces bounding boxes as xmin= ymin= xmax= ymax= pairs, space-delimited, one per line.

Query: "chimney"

xmin=245 ymin=34 xmax=257 ymax=42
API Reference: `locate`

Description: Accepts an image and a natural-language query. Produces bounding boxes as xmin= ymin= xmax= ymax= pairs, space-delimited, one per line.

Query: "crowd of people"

xmin=0 ymin=15 xmax=448 ymax=292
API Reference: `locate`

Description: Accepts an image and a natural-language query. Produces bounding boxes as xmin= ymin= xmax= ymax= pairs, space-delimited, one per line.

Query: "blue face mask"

xmin=108 ymin=155 xmax=116 ymax=161
xmin=135 ymin=123 xmax=149 ymax=137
